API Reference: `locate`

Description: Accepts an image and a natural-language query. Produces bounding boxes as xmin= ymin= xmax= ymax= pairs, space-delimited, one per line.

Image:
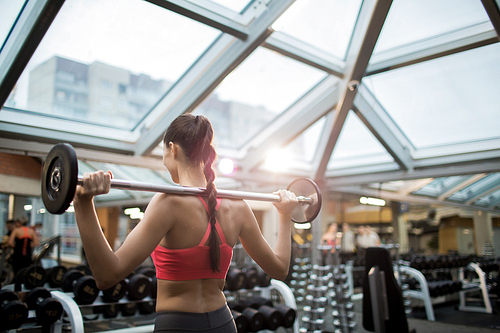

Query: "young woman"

xmin=73 ymin=114 xmax=298 ymax=332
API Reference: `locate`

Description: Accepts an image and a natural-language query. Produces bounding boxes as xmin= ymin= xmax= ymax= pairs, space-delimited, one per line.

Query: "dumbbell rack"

xmin=458 ymin=262 xmax=493 ymax=314
xmin=31 ymin=279 xmax=296 ymax=333
xmin=17 ymin=290 xmax=156 ymax=333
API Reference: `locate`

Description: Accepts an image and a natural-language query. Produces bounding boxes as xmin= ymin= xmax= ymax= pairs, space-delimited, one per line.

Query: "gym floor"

xmin=349 ymin=295 xmax=500 ymax=333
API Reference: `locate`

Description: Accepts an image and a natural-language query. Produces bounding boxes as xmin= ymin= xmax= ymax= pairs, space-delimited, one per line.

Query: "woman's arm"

xmin=73 ymin=171 xmax=170 ymax=290
xmin=239 ymin=190 xmax=297 ymax=281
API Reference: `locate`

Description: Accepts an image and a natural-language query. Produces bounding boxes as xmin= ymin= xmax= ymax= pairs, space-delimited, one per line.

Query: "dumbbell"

xmin=225 ymin=266 xmax=246 ymax=291
xmin=132 ymin=268 xmax=157 ymax=314
xmin=0 ymin=289 xmax=28 ymax=330
xmin=239 ymin=307 xmax=264 ymax=332
xmin=231 ymin=309 xmax=249 ymax=333
xmin=273 ymin=304 xmax=296 ymax=328
xmin=61 ymin=269 xmax=99 ymax=305
xmin=15 ymin=265 xmax=47 ymax=290
xmin=246 ymin=266 xmax=271 ymax=288
xmin=121 ymin=302 xmax=137 ymax=317
xmin=47 ymin=265 xmax=68 ymax=288
xmin=94 ymin=303 xmax=121 ymax=319
xmin=238 ymin=297 xmax=282 ymax=331
xmin=135 ymin=267 xmax=157 ymax=299
xmin=125 ymin=273 xmax=152 ymax=301
xmin=25 ymin=287 xmax=64 ymax=326
xmin=101 ymin=279 xmax=128 ymax=303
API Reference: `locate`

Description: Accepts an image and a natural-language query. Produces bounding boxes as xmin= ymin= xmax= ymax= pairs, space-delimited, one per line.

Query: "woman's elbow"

xmin=269 ymin=267 xmax=289 ymax=281
xmin=95 ymin=278 xmax=116 ymax=291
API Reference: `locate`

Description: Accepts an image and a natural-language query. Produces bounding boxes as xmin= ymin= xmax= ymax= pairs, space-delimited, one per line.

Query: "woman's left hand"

xmin=74 ymin=170 xmax=113 ymax=201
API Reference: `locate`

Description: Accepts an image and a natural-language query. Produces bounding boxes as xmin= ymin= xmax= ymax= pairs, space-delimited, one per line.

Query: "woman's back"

xmin=154 ymin=195 xmax=247 ymax=313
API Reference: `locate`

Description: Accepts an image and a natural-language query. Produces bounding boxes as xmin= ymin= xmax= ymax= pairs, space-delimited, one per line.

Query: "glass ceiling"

xmin=1 ymin=0 xmax=499 ymax=215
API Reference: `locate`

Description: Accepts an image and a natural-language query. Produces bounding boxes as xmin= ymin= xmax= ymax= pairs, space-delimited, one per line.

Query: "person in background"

xmin=1 ymin=219 xmax=16 ymax=249
xmin=72 ymin=114 xmax=298 ymax=333
xmin=364 ymin=225 xmax=381 ymax=247
xmin=8 ymin=216 xmax=39 ymax=275
xmin=321 ymin=223 xmax=340 ymax=265
xmin=356 ymin=225 xmax=366 ymax=249
xmin=341 ymin=223 xmax=356 ymax=253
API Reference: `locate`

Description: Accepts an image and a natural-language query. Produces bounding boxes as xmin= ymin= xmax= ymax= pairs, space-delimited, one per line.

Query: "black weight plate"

xmin=73 ymin=275 xmax=98 ymax=305
xmin=23 ymin=266 xmax=47 ymax=289
xmin=36 ymin=297 xmax=63 ymax=326
xmin=42 ymin=143 xmax=78 ymax=214
xmin=102 ymin=279 xmax=128 ymax=302
xmin=287 ymin=178 xmax=322 ymax=223
xmin=48 ymin=265 xmax=68 ymax=288
xmin=137 ymin=300 xmax=156 ymax=315
xmin=0 ymin=289 xmax=18 ymax=303
xmin=61 ymin=269 xmax=84 ymax=292
xmin=136 ymin=267 xmax=156 ymax=278
xmin=101 ymin=304 xmax=120 ymax=318
xmin=127 ymin=274 xmax=152 ymax=301
xmin=0 ymin=300 xmax=28 ymax=330
xmin=121 ymin=302 xmax=137 ymax=316
xmin=26 ymin=287 xmax=51 ymax=309
xmin=73 ymin=265 xmax=92 ymax=276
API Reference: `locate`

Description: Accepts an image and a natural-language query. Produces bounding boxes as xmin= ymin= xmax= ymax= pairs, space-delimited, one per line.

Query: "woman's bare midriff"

xmin=155 ymin=278 xmax=226 ymax=313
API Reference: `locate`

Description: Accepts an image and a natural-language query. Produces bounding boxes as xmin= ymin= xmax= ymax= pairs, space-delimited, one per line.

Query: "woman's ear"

xmin=169 ymin=142 xmax=178 ymax=157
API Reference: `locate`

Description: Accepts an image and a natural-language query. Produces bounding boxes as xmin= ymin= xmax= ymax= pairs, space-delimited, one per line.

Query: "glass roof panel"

xmin=0 ymin=0 xmax=26 ymax=51
xmin=364 ymin=43 xmax=500 ymax=149
xmin=328 ymin=111 xmax=394 ymax=170
xmin=288 ymin=117 xmax=326 ymax=163
xmin=194 ymin=47 xmax=327 ymax=149
xmin=374 ymin=0 xmax=491 ymax=54
xmin=411 ymin=176 xmax=471 ymax=197
xmin=474 ymin=187 xmax=500 ymax=208
xmin=4 ymin=0 xmax=220 ymax=130
xmin=274 ymin=0 xmax=362 ymax=60
xmin=447 ymin=173 xmax=500 ymax=203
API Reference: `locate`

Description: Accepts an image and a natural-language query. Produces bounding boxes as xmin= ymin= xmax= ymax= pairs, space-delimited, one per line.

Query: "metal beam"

xmin=145 ymin=0 xmax=250 ymax=40
xmin=0 ymin=138 xmax=164 ymax=170
xmin=134 ymin=0 xmax=294 ymax=156
xmin=353 ymin=86 xmax=413 ymax=170
xmin=0 ymin=0 xmax=65 ymax=108
xmin=481 ymin=0 xmax=500 ymax=41
xmin=327 ymin=159 xmax=500 ymax=187
xmin=263 ymin=32 xmax=345 ymax=77
xmin=313 ymin=0 xmax=393 ymax=182
xmin=367 ymin=22 xmax=497 ymax=76
xmin=332 ymin=185 xmax=500 ymax=214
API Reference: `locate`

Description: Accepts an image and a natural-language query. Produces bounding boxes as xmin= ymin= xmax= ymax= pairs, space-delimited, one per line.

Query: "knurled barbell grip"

xmin=76 ymin=176 xmax=312 ymax=204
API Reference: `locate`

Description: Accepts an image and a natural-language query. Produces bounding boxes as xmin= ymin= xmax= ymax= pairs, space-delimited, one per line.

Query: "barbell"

xmin=41 ymin=143 xmax=322 ymax=223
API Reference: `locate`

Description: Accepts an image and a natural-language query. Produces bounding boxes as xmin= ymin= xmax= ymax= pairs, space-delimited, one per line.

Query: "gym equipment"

xmin=121 ymin=302 xmax=137 ymax=316
xmin=126 ymin=273 xmax=152 ymax=301
xmin=363 ymin=247 xmax=409 ymax=333
xmin=0 ymin=289 xmax=28 ymax=330
xmin=47 ymin=265 xmax=68 ymax=288
xmin=101 ymin=279 xmax=128 ymax=302
xmin=41 ymin=143 xmax=322 ymax=223
xmin=231 ymin=309 xmax=249 ymax=333
xmin=15 ymin=265 xmax=47 ymax=290
xmin=225 ymin=266 xmax=246 ymax=291
xmin=25 ymin=287 xmax=64 ymax=326
xmin=274 ymin=304 xmax=296 ymax=328
xmin=61 ymin=269 xmax=99 ymax=305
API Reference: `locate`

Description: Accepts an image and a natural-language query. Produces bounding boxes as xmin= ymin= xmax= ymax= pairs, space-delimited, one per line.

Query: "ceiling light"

xmin=124 ymin=207 xmax=141 ymax=215
xmin=218 ymin=158 xmax=235 ymax=176
xmin=359 ymin=197 xmax=386 ymax=206
xmin=24 ymin=205 xmax=33 ymax=211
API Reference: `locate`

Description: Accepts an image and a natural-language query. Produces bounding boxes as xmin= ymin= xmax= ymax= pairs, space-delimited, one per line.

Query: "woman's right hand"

xmin=74 ymin=170 xmax=113 ymax=202
xmin=272 ymin=189 xmax=298 ymax=215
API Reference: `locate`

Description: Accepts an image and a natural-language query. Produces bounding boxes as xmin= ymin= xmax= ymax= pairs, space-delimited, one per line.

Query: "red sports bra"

xmin=151 ymin=197 xmax=233 ymax=281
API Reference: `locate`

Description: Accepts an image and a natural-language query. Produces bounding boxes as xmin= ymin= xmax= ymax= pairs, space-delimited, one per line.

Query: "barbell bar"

xmin=41 ymin=143 xmax=322 ymax=223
